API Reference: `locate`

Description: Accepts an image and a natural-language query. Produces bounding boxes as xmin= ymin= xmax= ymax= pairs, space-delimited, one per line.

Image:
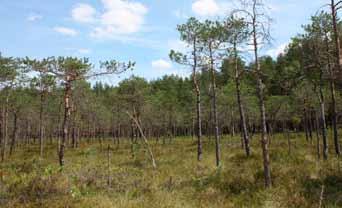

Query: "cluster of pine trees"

xmin=1 ymin=0 xmax=342 ymax=188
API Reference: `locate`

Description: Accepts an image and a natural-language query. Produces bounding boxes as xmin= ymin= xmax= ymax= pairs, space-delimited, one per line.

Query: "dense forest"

xmin=1 ymin=0 xmax=342 ymax=207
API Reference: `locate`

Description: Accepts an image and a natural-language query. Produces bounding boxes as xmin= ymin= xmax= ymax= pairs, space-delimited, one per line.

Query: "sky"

xmin=0 ymin=0 xmax=327 ymax=85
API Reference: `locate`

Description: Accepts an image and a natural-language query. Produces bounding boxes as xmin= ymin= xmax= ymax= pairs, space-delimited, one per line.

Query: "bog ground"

xmin=1 ymin=135 xmax=341 ymax=208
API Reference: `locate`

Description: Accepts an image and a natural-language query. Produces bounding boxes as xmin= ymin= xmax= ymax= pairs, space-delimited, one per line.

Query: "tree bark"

xmin=192 ymin=38 xmax=203 ymax=162
xmin=318 ymin=80 xmax=328 ymax=160
xmin=9 ymin=112 xmax=18 ymax=156
xmin=1 ymin=94 xmax=9 ymax=162
xmin=59 ymin=77 xmax=72 ymax=167
xmin=39 ymin=92 xmax=45 ymax=158
xmin=324 ymin=22 xmax=340 ymax=156
xmin=252 ymin=1 xmax=271 ymax=187
xmin=315 ymin=110 xmax=321 ymax=160
xmin=329 ymin=80 xmax=340 ymax=156
xmin=233 ymin=41 xmax=250 ymax=156
xmin=209 ymin=42 xmax=220 ymax=167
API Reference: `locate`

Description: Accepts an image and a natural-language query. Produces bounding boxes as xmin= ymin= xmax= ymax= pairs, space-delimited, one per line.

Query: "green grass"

xmin=0 ymin=134 xmax=342 ymax=207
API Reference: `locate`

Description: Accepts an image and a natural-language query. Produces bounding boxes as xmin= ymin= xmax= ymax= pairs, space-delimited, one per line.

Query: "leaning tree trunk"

xmin=209 ymin=42 xmax=220 ymax=167
xmin=253 ymin=22 xmax=271 ymax=188
xmin=234 ymin=41 xmax=250 ymax=156
xmin=59 ymin=77 xmax=72 ymax=167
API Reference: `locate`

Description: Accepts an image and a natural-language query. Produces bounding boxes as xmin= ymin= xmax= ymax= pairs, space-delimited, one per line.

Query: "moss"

xmin=1 ymin=134 xmax=341 ymax=207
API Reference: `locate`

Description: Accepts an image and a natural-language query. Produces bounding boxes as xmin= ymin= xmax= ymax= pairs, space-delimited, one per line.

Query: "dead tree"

xmin=235 ymin=0 xmax=273 ymax=187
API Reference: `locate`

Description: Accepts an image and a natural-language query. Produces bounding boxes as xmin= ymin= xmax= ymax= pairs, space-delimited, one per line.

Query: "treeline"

xmin=1 ymin=0 xmax=342 ymax=188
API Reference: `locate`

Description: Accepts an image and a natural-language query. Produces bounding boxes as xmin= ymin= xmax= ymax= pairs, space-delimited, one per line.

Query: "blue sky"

xmin=0 ymin=0 xmax=327 ymax=85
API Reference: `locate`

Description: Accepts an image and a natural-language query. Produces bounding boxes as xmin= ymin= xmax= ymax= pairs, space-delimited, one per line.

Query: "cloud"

xmin=191 ymin=0 xmax=238 ymax=17
xmin=89 ymin=0 xmax=148 ymax=38
xmin=192 ymin=0 xmax=220 ymax=16
xmin=152 ymin=59 xmax=172 ymax=70
xmin=72 ymin=3 xmax=96 ymax=23
xmin=266 ymin=43 xmax=288 ymax=57
xmin=53 ymin=27 xmax=78 ymax=37
xmin=27 ymin=13 xmax=43 ymax=22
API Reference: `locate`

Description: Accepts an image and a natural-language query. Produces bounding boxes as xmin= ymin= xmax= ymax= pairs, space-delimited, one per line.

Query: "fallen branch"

xmin=126 ymin=111 xmax=157 ymax=169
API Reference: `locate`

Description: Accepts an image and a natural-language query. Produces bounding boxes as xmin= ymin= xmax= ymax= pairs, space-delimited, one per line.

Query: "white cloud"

xmin=152 ymin=59 xmax=172 ymax=70
xmin=27 ymin=13 xmax=43 ymax=22
xmin=89 ymin=0 xmax=148 ymax=38
xmin=53 ymin=27 xmax=78 ymax=37
xmin=72 ymin=3 xmax=96 ymax=23
xmin=191 ymin=0 xmax=236 ymax=17
xmin=192 ymin=0 xmax=220 ymax=16
xmin=266 ymin=43 xmax=288 ymax=57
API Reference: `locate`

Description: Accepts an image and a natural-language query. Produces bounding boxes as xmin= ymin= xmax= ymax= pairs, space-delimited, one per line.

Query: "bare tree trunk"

xmin=308 ymin=109 xmax=313 ymax=144
xmin=9 ymin=112 xmax=18 ymax=156
xmin=209 ymin=42 xmax=220 ymax=167
xmin=318 ymin=73 xmax=328 ymax=160
xmin=127 ymin=112 xmax=157 ymax=169
xmin=195 ymin=84 xmax=202 ymax=161
xmin=39 ymin=93 xmax=44 ymax=158
xmin=304 ymin=104 xmax=309 ymax=143
xmin=252 ymin=3 xmax=271 ymax=187
xmin=331 ymin=0 xmax=342 ymax=72
xmin=192 ymin=38 xmax=203 ymax=161
xmin=59 ymin=77 xmax=72 ymax=167
xmin=315 ymin=110 xmax=321 ymax=160
xmin=324 ymin=23 xmax=340 ymax=156
xmin=107 ymin=144 xmax=111 ymax=187
xmin=231 ymin=110 xmax=236 ymax=137
xmin=1 ymin=95 xmax=9 ymax=162
xmin=329 ymin=81 xmax=340 ymax=156
xmin=233 ymin=41 xmax=250 ymax=156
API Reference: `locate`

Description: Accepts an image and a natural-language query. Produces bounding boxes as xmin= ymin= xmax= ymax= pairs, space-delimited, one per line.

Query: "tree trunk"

xmin=324 ymin=24 xmax=340 ymax=156
xmin=9 ymin=112 xmax=18 ymax=156
xmin=234 ymin=41 xmax=250 ymax=156
xmin=1 ymin=95 xmax=9 ymax=162
xmin=195 ymin=83 xmax=202 ymax=161
xmin=315 ymin=110 xmax=321 ymax=160
xmin=252 ymin=11 xmax=271 ymax=187
xmin=318 ymin=83 xmax=328 ymax=160
xmin=39 ymin=93 xmax=44 ymax=158
xmin=127 ymin=112 xmax=157 ymax=169
xmin=329 ymin=81 xmax=340 ymax=156
xmin=209 ymin=42 xmax=220 ymax=167
xmin=192 ymin=38 xmax=203 ymax=161
xmin=59 ymin=77 xmax=72 ymax=167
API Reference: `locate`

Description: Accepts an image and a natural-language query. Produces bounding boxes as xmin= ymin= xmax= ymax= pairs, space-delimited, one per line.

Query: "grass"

xmin=0 ymin=133 xmax=342 ymax=207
